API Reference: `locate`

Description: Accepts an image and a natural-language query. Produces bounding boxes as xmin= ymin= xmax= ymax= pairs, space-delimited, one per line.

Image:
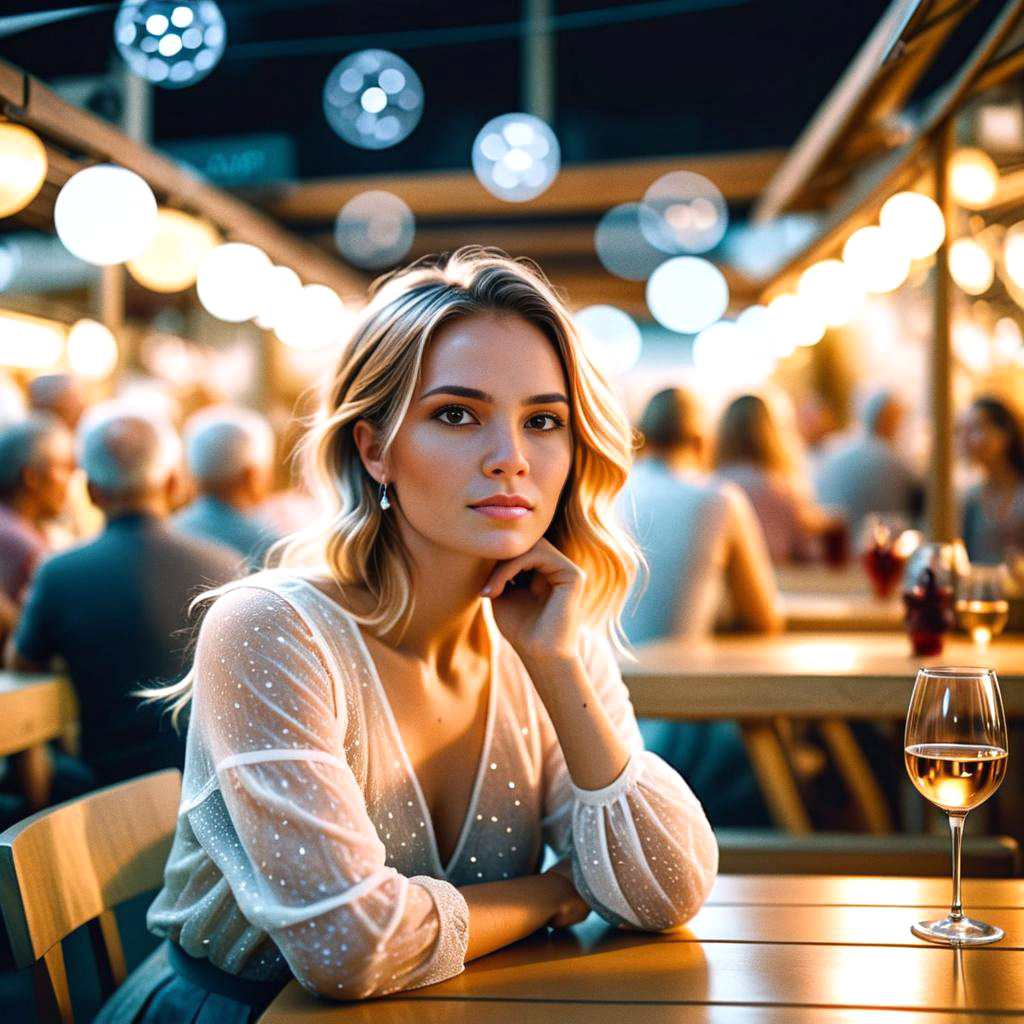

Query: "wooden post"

xmin=521 ymin=0 xmax=554 ymax=124
xmin=928 ymin=117 xmax=956 ymax=542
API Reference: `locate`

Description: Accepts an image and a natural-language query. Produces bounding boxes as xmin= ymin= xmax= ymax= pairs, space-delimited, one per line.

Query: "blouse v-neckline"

xmin=293 ymin=575 xmax=499 ymax=879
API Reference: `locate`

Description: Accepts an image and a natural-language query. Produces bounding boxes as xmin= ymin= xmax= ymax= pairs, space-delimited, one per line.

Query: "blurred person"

xmin=960 ymin=395 xmax=1024 ymax=563
xmin=620 ymin=387 xmax=782 ymax=641
xmin=815 ymin=389 xmax=921 ymax=539
xmin=713 ymin=393 xmax=827 ymax=563
xmin=5 ymin=404 xmax=240 ymax=797
xmin=0 ymin=414 xmax=75 ymax=634
xmin=174 ymin=404 xmax=281 ymax=571
xmin=28 ymin=372 xmax=103 ymax=543
xmin=619 ymin=387 xmax=780 ymax=828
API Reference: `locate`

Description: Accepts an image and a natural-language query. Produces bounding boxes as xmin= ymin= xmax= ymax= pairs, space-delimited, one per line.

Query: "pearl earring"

xmin=378 ymin=481 xmax=391 ymax=511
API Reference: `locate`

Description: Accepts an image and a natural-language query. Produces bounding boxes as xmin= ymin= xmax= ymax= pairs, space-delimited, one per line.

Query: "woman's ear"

xmin=352 ymin=419 xmax=387 ymax=484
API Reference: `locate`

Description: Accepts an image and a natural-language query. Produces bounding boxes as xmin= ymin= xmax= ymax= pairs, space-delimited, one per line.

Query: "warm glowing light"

xmin=275 ymin=284 xmax=350 ymax=350
xmin=0 ymin=311 xmax=63 ymax=369
xmin=767 ymin=293 xmax=825 ymax=349
xmin=879 ymin=192 xmax=946 ymax=260
xmin=196 ymin=242 xmax=272 ymax=322
xmin=0 ymin=124 xmax=48 ymax=218
xmin=323 ymin=49 xmax=424 ymax=150
xmin=1004 ymin=221 xmax=1024 ymax=289
xmin=842 ymin=226 xmax=910 ymax=293
xmin=949 ymin=238 xmax=994 ymax=295
xmin=949 ymin=147 xmax=998 ymax=209
xmin=67 ymin=318 xmax=119 ymax=379
xmin=126 ymin=208 xmax=219 ymax=292
xmin=472 ymin=113 xmax=560 ymax=202
xmin=574 ymin=305 xmax=642 ymax=375
xmin=692 ymin=320 xmax=775 ymax=385
xmin=646 ymin=257 xmax=729 ymax=334
xmin=790 ymin=643 xmax=859 ymax=672
xmin=796 ymin=259 xmax=864 ymax=327
xmin=254 ymin=266 xmax=302 ymax=330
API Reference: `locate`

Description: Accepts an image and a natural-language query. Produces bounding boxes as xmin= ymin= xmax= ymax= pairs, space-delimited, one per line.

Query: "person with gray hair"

xmin=6 ymin=402 xmax=240 ymax=798
xmin=814 ymin=389 xmax=921 ymax=540
xmin=0 ymin=413 xmax=74 ymax=610
xmin=174 ymin=404 xmax=280 ymax=571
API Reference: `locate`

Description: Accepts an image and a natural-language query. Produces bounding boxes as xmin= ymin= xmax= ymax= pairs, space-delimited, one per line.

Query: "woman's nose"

xmin=482 ymin=424 xmax=529 ymax=477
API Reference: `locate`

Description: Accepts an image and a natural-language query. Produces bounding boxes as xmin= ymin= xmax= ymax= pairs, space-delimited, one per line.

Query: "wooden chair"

xmin=0 ymin=769 xmax=181 ymax=1024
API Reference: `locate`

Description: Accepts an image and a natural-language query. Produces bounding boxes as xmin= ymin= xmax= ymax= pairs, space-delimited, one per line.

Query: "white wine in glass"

xmin=904 ymin=667 xmax=1008 ymax=945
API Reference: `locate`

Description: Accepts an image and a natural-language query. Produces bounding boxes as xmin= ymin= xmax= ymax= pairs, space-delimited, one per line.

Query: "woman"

xmin=105 ymin=249 xmax=717 ymax=1021
xmin=960 ymin=395 xmax=1024 ymax=563
xmin=713 ymin=393 xmax=826 ymax=564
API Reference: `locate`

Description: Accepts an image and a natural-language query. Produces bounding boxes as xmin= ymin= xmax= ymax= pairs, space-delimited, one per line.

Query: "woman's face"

xmin=959 ymin=405 xmax=1008 ymax=468
xmin=382 ymin=312 xmax=573 ymax=563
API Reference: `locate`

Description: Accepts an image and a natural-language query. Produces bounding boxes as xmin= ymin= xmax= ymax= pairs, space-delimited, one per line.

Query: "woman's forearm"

xmin=458 ymin=872 xmax=573 ymax=961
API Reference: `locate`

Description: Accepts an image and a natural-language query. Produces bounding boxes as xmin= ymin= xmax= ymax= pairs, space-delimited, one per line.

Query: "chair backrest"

xmin=0 ymin=768 xmax=181 ymax=1024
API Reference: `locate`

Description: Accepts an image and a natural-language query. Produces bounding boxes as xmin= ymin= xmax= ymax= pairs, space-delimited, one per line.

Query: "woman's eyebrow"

xmin=419 ymin=385 xmax=569 ymax=405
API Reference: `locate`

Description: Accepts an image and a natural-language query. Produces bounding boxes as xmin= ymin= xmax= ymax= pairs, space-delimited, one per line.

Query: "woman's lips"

xmin=471 ymin=505 xmax=531 ymax=520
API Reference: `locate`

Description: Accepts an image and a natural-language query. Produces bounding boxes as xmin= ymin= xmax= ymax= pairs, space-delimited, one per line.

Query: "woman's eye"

xmin=527 ymin=413 xmax=565 ymax=431
xmin=436 ymin=405 xmax=476 ymax=426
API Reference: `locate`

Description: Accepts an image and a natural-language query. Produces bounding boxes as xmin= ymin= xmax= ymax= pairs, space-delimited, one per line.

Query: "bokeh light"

xmin=646 ymin=256 xmax=729 ymax=335
xmin=879 ymin=191 xmax=945 ymax=260
xmin=67 ymin=318 xmax=119 ymax=380
xmin=334 ymin=190 xmax=415 ymax=269
xmin=126 ymin=208 xmax=219 ymax=292
xmin=0 ymin=312 xmax=63 ymax=370
xmin=842 ymin=225 xmax=910 ymax=293
xmin=949 ymin=237 xmax=994 ymax=295
xmin=594 ymin=203 xmax=667 ymax=281
xmin=196 ymin=242 xmax=271 ymax=321
xmin=275 ymin=284 xmax=350 ymax=351
xmin=323 ymin=50 xmax=424 ymax=150
xmin=254 ymin=266 xmax=302 ymax=330
xmin=472 ymin=113 xmax=560 ymax=202
xmin=796 ymin=259 xmax=864 ymax=327
xmin=949 ymin=148 xmax=998 ymax=209
xmin=55 ymin=164 xmax=158 ymax=266
xmin=640 ymin=170 xmax=728 ymax=255
xmin=0 ymin=124 xmax=47 ymax=218
xmin=767 ymin=293 xmax=825 ymax=349
xmin=0 ymin=239 xmax=21 ymax=291
xmin=574 ymin=305 xmax=642 ymax=375
xmin=1004 ymin=221 xmax=1024 ymax=289
xmin=693 ymin=320 xmax=775 ymax=385
xmin=114 ymin=1 xmax=226 ymax=88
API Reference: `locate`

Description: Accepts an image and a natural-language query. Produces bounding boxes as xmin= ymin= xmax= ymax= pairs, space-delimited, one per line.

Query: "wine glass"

xmin=904 ymin=667 xmax=1008 ymax=945
xmin=859 ymin=513 xmax=908 ymax=598
xmin=955 ymin=565 xmax=1010 ymax=650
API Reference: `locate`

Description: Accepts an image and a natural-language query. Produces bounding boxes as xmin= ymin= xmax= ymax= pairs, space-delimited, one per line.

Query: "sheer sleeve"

xmin=189 ymin=585 xmax=469 ymax=1000
xmin=539 ymin=629 xmax=718 ymax=931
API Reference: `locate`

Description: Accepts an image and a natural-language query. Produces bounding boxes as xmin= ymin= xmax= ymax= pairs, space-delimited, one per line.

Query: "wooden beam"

xmin=0 ymin=60 xmax=366 ymax=298
xmin=251 ymin=150 xmax=786 ymax=224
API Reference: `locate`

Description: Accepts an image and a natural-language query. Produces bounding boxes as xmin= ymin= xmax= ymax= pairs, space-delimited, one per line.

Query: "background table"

xmin=258 ymin=874 xmax=1024 ymax=1022
xmin=0 ymin=672 xmax=76 ymax=759
xmin=775 ymin=565 xmax=904 ymax=631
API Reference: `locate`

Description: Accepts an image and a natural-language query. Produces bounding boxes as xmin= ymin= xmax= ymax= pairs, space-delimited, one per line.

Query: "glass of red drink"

xmin=860 ymin=514 xmax=908 ymax=599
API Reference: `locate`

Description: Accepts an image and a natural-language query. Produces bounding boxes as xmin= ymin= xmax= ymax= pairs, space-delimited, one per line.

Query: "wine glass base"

xmin=912 ymin=915 xmax=1004 ymax=946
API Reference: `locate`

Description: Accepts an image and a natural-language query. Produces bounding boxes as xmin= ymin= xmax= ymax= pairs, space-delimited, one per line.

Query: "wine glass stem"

xmin=948 ymin=812 xmax=966 ymax=921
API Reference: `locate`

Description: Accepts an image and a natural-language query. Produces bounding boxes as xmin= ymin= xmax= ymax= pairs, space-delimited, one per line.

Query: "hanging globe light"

xmin=254 ymin=266 xmax=302 ymax=330
xmin=639 ymin=170 xmax=728 ymax=255
xmin=472 ymin=113 xmax=560 ymax=202
xmin=645 ymin=257 xmax=729 ymax=335
xmin=334 ymin=191 xmax=415 ymax=269
xmin=949 ymin=238 xmax=994 ymax=295
xmin=323 ymin=50 xmax=424 ymax=150
xmin=878 ymin=192 xmax=946 ymax=260
xmin=0 ymin=124 xmax=48 ymax=218
xmin=949 ymin=148 xmax=998 ymax=209
xmin=842 ymin=225 xmax=910 ymax=294
xmin=692 ymin=320 xmax=775 ymax=386
xmin=1004 ymin=221 xmax=1024 ymax=290
xmin=574 ymin=305 xmax=643 ymax=375
xmin=114 ymin=1 xmax=227 ymax=88
xmin=126 ymin=208 xmax=219 ymax=292
xmin=275 ymin=284 xmax=350 ymax=350
xmin=54 ymin=164 xmax=158 ymax=266
xmin=196 ymin=242 xmax=272 ymax=322
xmin=796 ymin=259 xmax=864 ymax=327
xmin=67 ymin=319 xmax=119 ymax=380
xmin=767 ymin=293 xmax=825 ymax=349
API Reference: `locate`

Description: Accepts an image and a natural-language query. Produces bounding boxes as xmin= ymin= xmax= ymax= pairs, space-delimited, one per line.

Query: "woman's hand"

xmin=481 ymin=537 xmax=585 ymax=666
xmin=543 ymin=858 xmax=590 ymax=928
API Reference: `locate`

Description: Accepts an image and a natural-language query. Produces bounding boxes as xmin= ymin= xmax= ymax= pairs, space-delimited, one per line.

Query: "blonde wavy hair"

xmin=145 ymin=247 xmax=640 ymax=725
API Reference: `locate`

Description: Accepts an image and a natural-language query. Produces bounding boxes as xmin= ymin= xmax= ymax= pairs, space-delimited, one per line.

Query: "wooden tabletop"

xmin=621 ymin=632 xmax=1024 ymax=720
xmin=776 ymin=565 xmax=905 ymax=632
xmin=258 ymin=874 xmax=1024 ymax=1022
xmin=0 ymin=672 xmax=76 ymax=758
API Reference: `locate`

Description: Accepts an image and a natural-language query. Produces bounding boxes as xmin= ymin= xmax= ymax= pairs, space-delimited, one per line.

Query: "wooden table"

xmin=257 ymin=874 xmax=1024 ymax=1022
xmin=0 ymin=672 xmax=76 ymax=759
xmin=621 ymin=632 xmax=1024 ymax=833
xmin=776 ymin=565 xmax=904 ymax=632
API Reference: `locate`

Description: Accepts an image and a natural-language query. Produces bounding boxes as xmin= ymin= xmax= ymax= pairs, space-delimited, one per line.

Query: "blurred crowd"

xmin=1 ymin=367 xmax=1023 ymax=829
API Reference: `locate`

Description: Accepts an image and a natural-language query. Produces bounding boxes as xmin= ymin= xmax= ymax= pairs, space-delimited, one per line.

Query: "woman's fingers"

xmin=481 ymin=539 xmax=580 ymax=598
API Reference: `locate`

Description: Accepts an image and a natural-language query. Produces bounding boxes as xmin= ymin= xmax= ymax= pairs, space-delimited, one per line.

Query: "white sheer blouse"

xmin=148 ymin=570 xmax=718 ymax=1000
